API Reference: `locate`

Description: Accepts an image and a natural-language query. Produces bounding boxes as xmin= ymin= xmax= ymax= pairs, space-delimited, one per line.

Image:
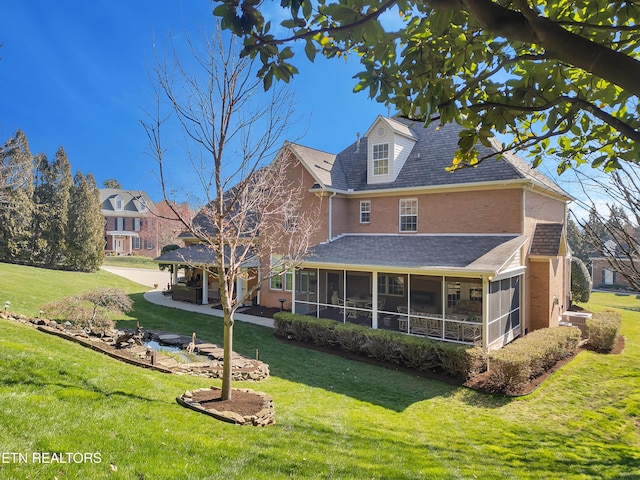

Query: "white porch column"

xmin=172 ymin=266 xmax=178 ymax=286
xmin=201 ymin=269 xmax=209 ymax=305
xmin=291 ymin=268 xmax=296 ymax=314
xmin=236 ymin=276 xmax=244 ymax=306
xmin=371 ymin=271 xmax=378 ymax=329
xmin=129 ymin=235 xmax=133 ymax=254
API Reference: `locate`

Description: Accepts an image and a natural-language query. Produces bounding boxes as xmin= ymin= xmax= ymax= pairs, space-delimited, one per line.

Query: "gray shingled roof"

xmin=292 ymin=117 xmax=569 ymax=198
xmin=529 ymin=223 xmax=564 ymax=256
xmin=99 ymin=189 xmax=154 ymax=216
xmin=304 ymin=234 xmax=527 ymax=274
xmin=154 ymin=243 xmax=259 ymax=267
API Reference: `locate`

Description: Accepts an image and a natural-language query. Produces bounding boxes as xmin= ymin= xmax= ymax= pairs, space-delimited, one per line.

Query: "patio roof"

xmin=302 ymin=234 xmax=528 ymax=275
xmin=154 ymin=243 xmax=259 ymax=268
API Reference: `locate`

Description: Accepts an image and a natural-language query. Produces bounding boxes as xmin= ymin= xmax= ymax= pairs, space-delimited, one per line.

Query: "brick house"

xmin=157 ymin=116 xmax=572 ymax=350
xmin=100 ymin=189 xmax=158 ymax=257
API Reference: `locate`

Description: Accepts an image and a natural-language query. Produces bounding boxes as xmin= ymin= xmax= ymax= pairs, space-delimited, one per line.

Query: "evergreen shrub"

xmin=488 ymin=326 xmax=581 ymax=394
xmin=273 ymin=312 xmax=486 ymax=378
xmin=587 ymin=310 xmax=622 ymax=352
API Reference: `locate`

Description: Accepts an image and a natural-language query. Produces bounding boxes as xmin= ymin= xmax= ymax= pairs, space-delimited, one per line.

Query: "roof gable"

xmin=285 ymin=116 xmax=571 ymax=200
xmin=99 ymin=189 xmax=153 ymax=214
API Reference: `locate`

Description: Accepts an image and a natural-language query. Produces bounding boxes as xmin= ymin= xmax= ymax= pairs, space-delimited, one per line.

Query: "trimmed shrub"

xmin=587 ymin=310 xmax=622 ymax=352
xmin=438 ymin=343 xmax=487 ymax=379
xmin=274 ymin=312 xmax=486 ymax=378
xmin=334 ymin=322 xmax=369 ymax=355
xmin=488 ymin=326 xmax=581 ymax=394
xmin=273 ymin=312 xmax=336 ymax=344
xmin=488 ymin=349 xmax=532 ymax=395
xmin=396 ymin=335 xmax=441 ymax=372
xmin=361 ymin=329 xmax=402 ymax=365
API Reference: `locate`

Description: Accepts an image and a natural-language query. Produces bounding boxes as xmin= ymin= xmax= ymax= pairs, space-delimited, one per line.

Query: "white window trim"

xmin=269 ymin=254 xmax=293 ymax=291
xmin=399 ymin=198 xmax=418 ymax=232
xmin=372 ymin=143 xmax=390 ymax=176
xmin=360 ymin=200 xmax=371 ymax=224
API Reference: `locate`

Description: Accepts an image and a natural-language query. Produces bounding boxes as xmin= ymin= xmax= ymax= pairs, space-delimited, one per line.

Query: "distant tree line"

xmin=0 ymin=130 xmax=104 ymax=272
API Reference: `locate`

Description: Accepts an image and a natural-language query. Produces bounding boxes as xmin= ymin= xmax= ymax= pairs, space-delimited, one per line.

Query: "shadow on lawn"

xmin=120 ymin=294 xmax=507 ymax=412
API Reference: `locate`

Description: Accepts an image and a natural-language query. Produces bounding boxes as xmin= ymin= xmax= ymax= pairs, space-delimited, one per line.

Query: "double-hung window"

xmin=133 ymin=237 xmax=142 ymax=249
xmin=270 ymin=254 xmax=293 ymax=291
xmin=360 ymin=200 xmax=371 ymax=224
xmin=399 ymin=199 xmax=418 ymax=232
xmin=116 ymin=217 xmax=124 ymax=231
xmin=133 ymin=218 xmax=141 ymax=231
xmin=372 ymin=143 xmax=389 ymax=176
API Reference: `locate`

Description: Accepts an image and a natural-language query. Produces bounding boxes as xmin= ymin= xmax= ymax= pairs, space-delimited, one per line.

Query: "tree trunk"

xmin=221 ymin=309 xmax=234 ymax=401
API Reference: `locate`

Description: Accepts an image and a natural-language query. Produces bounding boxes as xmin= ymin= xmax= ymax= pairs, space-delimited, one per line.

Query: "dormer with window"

xmin=114 ymin=194 xmax=124 ymax=211
xmin=365 ymin=116 xmax=417 ymax=185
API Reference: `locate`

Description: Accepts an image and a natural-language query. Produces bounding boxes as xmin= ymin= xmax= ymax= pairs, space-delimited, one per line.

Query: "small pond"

xmin=143 ymin=340 xmax=210 ymax=364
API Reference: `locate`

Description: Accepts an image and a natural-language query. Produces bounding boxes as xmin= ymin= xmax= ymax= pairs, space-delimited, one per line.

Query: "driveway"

xmin=101 ymin=266 xmax=171 ymax=289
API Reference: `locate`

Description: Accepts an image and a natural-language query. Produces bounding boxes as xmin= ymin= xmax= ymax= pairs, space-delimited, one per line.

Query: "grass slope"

xmin=0 ymin=263 xmax=638 ymax=479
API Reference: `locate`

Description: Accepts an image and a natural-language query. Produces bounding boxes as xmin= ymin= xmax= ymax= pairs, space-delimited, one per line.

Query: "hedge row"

xmin=587 ymin=310 xmax=622 ymax=352
xmin=273 ymin=312 xmax=486 ymax=379
xmin=487 ymin=326 xmax=581 ymax=395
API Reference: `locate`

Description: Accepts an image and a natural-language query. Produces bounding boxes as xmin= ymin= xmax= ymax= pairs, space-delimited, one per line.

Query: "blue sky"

xmin=1 ymin=1 xmax=391 ymax=201
xmin=1 ymin=0 xmax=603 ymax=218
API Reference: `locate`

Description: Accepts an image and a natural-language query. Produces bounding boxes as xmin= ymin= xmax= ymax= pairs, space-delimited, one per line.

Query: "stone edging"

xmin=177 ymin=387 xmax=275 ymax=426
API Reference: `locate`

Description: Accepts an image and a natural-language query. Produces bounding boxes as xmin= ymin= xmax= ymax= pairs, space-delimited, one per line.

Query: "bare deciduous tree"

xmin=571 ymin=166 xmax=640 ymax=291
xmin=142 ymin=23 xmax=317 ymax=400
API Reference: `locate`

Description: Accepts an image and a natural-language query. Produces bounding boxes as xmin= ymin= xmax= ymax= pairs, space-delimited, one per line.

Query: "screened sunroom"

xmin=292 ymin=235 xmax=527 ymax=350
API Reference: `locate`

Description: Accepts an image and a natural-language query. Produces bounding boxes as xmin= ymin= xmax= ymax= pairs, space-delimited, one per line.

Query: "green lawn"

xmin=0 ymin=262 xmax=639 ymax=479
xmin=102 ymin=255 xmax=161 ymax=270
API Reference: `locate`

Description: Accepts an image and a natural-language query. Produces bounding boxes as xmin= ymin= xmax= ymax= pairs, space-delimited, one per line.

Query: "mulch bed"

xmin=191 ymin=389 xmax=266 ymax=417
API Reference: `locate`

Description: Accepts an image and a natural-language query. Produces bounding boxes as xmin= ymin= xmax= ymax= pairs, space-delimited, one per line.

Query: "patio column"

xmin=236 ymin=277 xmax=243 ymax=306
xmin=372 ymin=271 xmax=378 ymax=329
xmin=172 ymin=266 xmax=178 ymax=286
xmin=201 ymin=268 xmax=209 ymax=305
xmin=129 ymin=235 xmax=133 ymax=253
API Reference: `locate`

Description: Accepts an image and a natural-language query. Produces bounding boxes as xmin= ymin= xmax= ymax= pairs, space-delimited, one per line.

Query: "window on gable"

xmin=116 ymin=217 xmax=124 ymax=231
xmin=115 ymin=196 xmax=123 ymax=211
xmin=360 ymin=200 xmax=371 ymax=224
xmin=372 ymin=143 xmax=389 ymax=176
xmin=399 ymin=199 xmax=418 ymax=232
xmin=284 ymin=209 xmax=299 ymax=232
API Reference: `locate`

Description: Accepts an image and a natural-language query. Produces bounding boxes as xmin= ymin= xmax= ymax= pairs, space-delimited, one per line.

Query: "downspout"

xmin=328 ymin=191 xmax=337 ymax=241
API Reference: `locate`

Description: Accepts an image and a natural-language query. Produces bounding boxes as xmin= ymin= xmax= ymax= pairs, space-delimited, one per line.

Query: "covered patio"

xmin=154 ymin=244 xmax=259 ymax=307
xmin=292 ymin=235 xmax=528 ymax=350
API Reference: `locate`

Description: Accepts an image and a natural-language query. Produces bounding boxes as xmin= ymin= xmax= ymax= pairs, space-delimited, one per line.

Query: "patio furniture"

xmin=410 ymin=315 xmax=429 ymax=335
xmin=426 ymin=317 xmax=442 ymax=338
xmin=345 ymin=300 xmax=358 ymax=319
xmin=444 ymin=319 xmax=460 ymax=340
xmin=460 ymin=323 xmax=482 ymax=343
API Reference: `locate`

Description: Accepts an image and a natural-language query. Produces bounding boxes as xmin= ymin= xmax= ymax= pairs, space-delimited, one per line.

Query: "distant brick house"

xmin=100 ymin=189 xmax=158 ymax=258
xmin=157 ymin=116 xmax=573 ymax=350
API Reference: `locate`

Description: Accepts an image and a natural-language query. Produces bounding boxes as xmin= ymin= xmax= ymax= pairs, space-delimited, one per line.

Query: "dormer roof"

xmin=294 ymin=116 xmax=570 ymax=200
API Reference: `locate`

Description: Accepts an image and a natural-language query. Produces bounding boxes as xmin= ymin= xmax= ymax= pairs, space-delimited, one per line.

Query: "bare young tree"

xmin=142 ymin=23 xmax=317 ymax=400
xmin=571 ymin=166 xmax=640 ymax=291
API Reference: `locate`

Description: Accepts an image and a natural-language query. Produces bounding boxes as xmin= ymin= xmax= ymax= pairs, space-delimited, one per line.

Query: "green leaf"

xmin=304 ymin=40 xmax=317 ymax=62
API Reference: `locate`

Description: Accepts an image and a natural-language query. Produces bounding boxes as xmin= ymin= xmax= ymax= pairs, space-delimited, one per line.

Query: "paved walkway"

xmin=102 ymin=266 xmax=275 ymax=329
